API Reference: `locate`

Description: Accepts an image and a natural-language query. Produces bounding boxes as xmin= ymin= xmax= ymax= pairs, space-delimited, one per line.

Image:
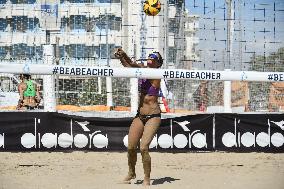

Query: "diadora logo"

xmin=222 ymin=119 xmax=284 ymax=148
xmin=241 ymin=71 xmax=248 ymax=81
xmin=75 ymin=121 xmax=91 ymax=131
xmin=135 ymin=68 xmax=142 ymax=77
xmin=174 ymin=121 xmax=190 ymax=131
xmin=271 ymin=120 xmax=284 ymax=130
xmin=0 ymin=133 xmax=4 ymax=148
xmin=23 ymin=63 xmax=30 ymax=74
xmin=21 ymin=118 xmax=108 ymax=149
xmin=123 ymin=119 xmax=208 ymax=149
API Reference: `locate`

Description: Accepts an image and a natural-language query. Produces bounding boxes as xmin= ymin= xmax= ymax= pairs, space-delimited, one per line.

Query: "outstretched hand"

xmin=114 ymin=48 xmax=126 ymax=59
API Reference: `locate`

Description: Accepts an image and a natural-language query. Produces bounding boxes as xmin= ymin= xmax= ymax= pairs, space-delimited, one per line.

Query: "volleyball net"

xmin=0 ymin=0 xmax=284 ymax=114
xmin=1 ymin=72 xmax=283 ymax=114
xmin=0 ymin=46 xmax=283 ymax=114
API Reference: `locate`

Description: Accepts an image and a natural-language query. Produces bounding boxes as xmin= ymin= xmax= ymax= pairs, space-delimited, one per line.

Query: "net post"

xmin=223 ymin=69 xmax=232 ymax=113
xmin=130 ymin=78 xmax=138 ymax=113
xmin=106 ymin=77 xmax=113 ymax=108
xmin=43 ymin=45 xmax=56 ymax=112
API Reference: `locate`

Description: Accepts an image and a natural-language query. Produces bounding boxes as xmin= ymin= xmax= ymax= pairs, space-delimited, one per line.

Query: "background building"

xmin=0 ymin=0 xmax=200 ymax=110
xmin=0 ymin=0 xmax=199 ymax=67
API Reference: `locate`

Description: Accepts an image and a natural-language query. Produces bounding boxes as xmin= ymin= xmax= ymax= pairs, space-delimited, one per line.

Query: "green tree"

xmin=250 ymin=47 xmax=284 ymax=72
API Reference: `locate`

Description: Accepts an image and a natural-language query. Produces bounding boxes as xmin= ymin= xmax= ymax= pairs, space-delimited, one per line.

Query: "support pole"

xmin=43 ymin=45 xmax=56 ymax=112
xmin=223 ymin=69 xmax=232 ymax=113
xmin=105 ymin=9 xmax=113 ymax=108
xmin=106 ymin=77 xmax=113 ymax=108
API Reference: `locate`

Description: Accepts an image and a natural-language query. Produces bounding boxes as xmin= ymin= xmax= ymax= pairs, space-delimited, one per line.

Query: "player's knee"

xmin=140 ymin=146 xmax=149 ymax=153
xmin=140 ymin=140 xmax=151 ymax=152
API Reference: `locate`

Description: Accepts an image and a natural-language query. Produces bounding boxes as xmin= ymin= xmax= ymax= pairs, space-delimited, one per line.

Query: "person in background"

xmin=17 ymin=74 xmax=41 ymax=110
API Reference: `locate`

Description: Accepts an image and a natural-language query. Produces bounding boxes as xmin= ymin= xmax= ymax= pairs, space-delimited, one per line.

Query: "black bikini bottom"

xmin=135 ymin=112 xmax=161 ymax=125
xmin=24 ymin=105 xmax=36 ymax=110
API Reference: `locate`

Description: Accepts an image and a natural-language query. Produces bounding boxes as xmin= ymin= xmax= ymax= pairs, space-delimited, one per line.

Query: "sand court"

xmin=0 ymin=152 xmax=283 ymax=189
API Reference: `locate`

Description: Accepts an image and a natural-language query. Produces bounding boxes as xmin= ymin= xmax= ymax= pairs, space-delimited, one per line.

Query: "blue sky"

xmin=184 ymin=0 xmax=284 ymax=70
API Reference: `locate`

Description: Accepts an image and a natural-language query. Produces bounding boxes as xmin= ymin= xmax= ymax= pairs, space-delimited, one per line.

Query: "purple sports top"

xmin=138 ymin=79 xmax=160 ymax=96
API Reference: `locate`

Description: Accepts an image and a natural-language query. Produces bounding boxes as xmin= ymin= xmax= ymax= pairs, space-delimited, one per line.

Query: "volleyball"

xmin=143 ymin=0 xmax=161 ymax=16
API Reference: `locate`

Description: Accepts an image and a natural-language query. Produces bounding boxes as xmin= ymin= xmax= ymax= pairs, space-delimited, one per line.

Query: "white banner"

xmin=0 ymin=63 xmax=284 ymax=82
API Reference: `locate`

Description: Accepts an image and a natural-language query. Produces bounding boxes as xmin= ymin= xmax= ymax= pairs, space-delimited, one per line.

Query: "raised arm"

xmin=114 ymin=48 xmax=144 ymax=68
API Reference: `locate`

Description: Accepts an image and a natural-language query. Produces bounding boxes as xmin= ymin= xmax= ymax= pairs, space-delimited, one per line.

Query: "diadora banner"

xmin=215 ymin=114 xmax=284 ymax=152
xmin=0 ymin=113 xmax=283 ymax=152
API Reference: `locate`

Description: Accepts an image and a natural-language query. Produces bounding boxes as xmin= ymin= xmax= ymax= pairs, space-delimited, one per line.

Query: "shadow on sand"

xmin=134 ymin=177 xmax=180 ymax=185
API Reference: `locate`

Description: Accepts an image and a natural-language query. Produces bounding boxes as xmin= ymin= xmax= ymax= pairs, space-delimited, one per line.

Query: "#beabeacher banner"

xmin=0 ymin=113 xmax=283 ymax=152
xmin=1 ymin=63 xmax=284 ymax=82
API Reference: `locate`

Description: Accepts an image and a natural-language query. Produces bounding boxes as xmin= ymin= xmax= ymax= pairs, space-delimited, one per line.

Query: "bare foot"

xmin=120 ymin=173 xmax=136 ymax=184
xmin=142 ymin=177 xmax=151 ymax=186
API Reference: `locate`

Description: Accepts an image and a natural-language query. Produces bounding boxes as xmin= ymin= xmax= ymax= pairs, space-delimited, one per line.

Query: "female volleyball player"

xmin=115 ymin=48 xmax=163 ymax=186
